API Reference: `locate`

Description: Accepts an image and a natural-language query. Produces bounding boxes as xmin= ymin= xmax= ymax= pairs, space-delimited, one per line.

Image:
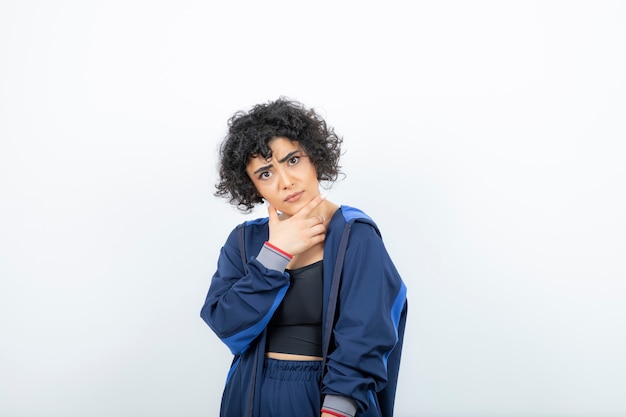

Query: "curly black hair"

xmin=215 ymin=97 xmax=343 ymax=212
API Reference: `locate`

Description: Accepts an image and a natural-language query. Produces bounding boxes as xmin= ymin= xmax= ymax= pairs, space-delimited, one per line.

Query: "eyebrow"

xmin=253 ymin=149 xmax=301 ymax=175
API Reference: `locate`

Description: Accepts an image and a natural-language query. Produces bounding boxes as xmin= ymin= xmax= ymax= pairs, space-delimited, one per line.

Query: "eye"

xmin=288 ymin=156 xmax=300 ymax=165
xmin=258 ymin=171 xmax=272 ymax=180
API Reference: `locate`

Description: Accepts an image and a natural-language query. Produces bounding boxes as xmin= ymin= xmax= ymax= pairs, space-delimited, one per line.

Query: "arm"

xmin=200 ymin=226 xmax=291 ymax=355
xmin=321 ymin=224 xmax=407 ymax=414
xmin=201 ymin=196 xmax=329 ymax=355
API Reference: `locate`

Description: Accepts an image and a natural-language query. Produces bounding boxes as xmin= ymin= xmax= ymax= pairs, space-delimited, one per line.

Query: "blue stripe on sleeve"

xmin=383 ymin=282 xmax=407 ymax=367
xmin=221 ymin=284 xmax=289 ymax=355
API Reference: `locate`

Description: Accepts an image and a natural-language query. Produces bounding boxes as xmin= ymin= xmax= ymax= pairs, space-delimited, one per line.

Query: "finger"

xmin=295 ymin=193 xmax=326 ymax=218
xmin=309 ymin=229 xmax=326 ymax=245
xmin=304 ymin=215 xmax=326 ymax=228
xmin=310 ymin=223 xmax=327 ymax=236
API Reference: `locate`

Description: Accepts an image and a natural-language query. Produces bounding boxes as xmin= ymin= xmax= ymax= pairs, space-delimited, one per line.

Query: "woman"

xmin=201 ymin=98 xmax=408 ymax=417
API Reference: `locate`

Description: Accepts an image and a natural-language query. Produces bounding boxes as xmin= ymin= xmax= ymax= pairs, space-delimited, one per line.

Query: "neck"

xmin=315 ymin=200 xmax=339 ymax=224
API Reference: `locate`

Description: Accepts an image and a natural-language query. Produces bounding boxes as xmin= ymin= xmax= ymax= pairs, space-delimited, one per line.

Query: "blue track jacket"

xmin=201 ymin=206 xmax=408 ymax=417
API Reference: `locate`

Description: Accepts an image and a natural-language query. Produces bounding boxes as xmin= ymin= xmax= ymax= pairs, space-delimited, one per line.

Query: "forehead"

xmin=248 ymin=137 xmax=300 ymax=163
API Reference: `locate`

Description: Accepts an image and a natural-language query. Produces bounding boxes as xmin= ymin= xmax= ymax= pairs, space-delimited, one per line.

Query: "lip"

xmin=284 ymin=191 xmax=303 ymax=203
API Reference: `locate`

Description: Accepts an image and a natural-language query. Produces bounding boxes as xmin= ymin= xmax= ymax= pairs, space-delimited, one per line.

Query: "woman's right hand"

xmin=266 ymin=194 xmax=327 ymax=256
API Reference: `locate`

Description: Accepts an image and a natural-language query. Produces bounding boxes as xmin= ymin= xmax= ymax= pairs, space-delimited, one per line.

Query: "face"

xmin=246 ymin=137 xmax=320 ymax=217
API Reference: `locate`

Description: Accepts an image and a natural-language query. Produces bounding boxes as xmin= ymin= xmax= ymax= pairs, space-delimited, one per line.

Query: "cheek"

xmin=250 ymin=180 xmax=271 ymax=200
xmin=251 ymin=182 xmax=265 ymax=197
xmin=307 ymin=165 xmax=320 ymax=182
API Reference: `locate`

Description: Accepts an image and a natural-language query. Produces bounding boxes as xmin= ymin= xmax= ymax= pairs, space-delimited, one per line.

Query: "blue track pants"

xmin=259 ymin=358 xmax=323 ymax=417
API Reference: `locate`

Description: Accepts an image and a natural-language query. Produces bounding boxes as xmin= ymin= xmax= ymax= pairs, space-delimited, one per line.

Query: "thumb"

xmin=266 ymin=203 xmax=279 ymax=224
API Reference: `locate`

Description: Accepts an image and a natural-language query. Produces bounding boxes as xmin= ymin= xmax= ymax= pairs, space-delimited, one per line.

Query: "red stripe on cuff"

xmin=321 ymin=409 xmax=348 ymax=417
xmin=264 ymin=242 xmax=293 ymax=259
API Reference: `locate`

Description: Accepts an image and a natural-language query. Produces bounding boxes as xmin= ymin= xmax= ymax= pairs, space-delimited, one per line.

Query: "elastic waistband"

xmin=263 ymin=358 xmax=323 ymax=381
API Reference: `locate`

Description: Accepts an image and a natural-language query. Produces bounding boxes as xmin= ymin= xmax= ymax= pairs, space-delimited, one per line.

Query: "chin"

xmin=277 ymin=203 xmax=302 ymax=218
xmin=277 ymin=208 xmax=296 ymax=217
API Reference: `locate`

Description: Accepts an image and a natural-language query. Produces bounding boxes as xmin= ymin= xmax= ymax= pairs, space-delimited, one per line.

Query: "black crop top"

xmin=266 ymin=260 xmax=323 ymax=356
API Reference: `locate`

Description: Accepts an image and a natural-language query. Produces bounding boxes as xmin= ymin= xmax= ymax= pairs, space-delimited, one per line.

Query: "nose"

xmin=276 ymin=168 xmax=294 ymax=189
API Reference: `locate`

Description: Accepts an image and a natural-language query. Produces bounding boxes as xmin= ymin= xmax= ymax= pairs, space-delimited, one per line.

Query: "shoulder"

xmin=230 ymin=216 xmax=271 ymax=254
xmin=339 ymin=205 xmax=374 ymax=224
xmin=223 ymin=217 xmax=269 ymax=246
xmin=337 ymin=205 xmax=382 ymax=239
xmin=239 ymin=216 xmax=269 ymax=232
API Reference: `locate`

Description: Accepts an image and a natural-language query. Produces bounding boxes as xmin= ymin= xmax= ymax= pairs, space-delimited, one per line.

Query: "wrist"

xmin=321 ymin=395 xmax=357 ymax=417
xmin=264 ymin=241 xmax=293 ymax=259
xmin=256 ymin=242 xmax=292 ymax=272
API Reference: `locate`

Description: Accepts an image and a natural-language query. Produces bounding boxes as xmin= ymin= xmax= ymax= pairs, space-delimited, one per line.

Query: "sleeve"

xmin=200 ymin=226 xmax=291 ymax=355
xmin=321 ymin=225 xmax=408 ymax=413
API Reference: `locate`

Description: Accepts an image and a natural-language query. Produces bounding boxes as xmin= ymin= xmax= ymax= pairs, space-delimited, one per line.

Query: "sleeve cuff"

xmin=255 ymin=243 xmax=291 ymax=272
xmin=322 ymin=395 xmax=357 ymax=417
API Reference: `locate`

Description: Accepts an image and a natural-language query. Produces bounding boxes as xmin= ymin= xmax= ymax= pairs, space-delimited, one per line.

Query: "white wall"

xmin=1 ymin=1 xmax=624 ymax=416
